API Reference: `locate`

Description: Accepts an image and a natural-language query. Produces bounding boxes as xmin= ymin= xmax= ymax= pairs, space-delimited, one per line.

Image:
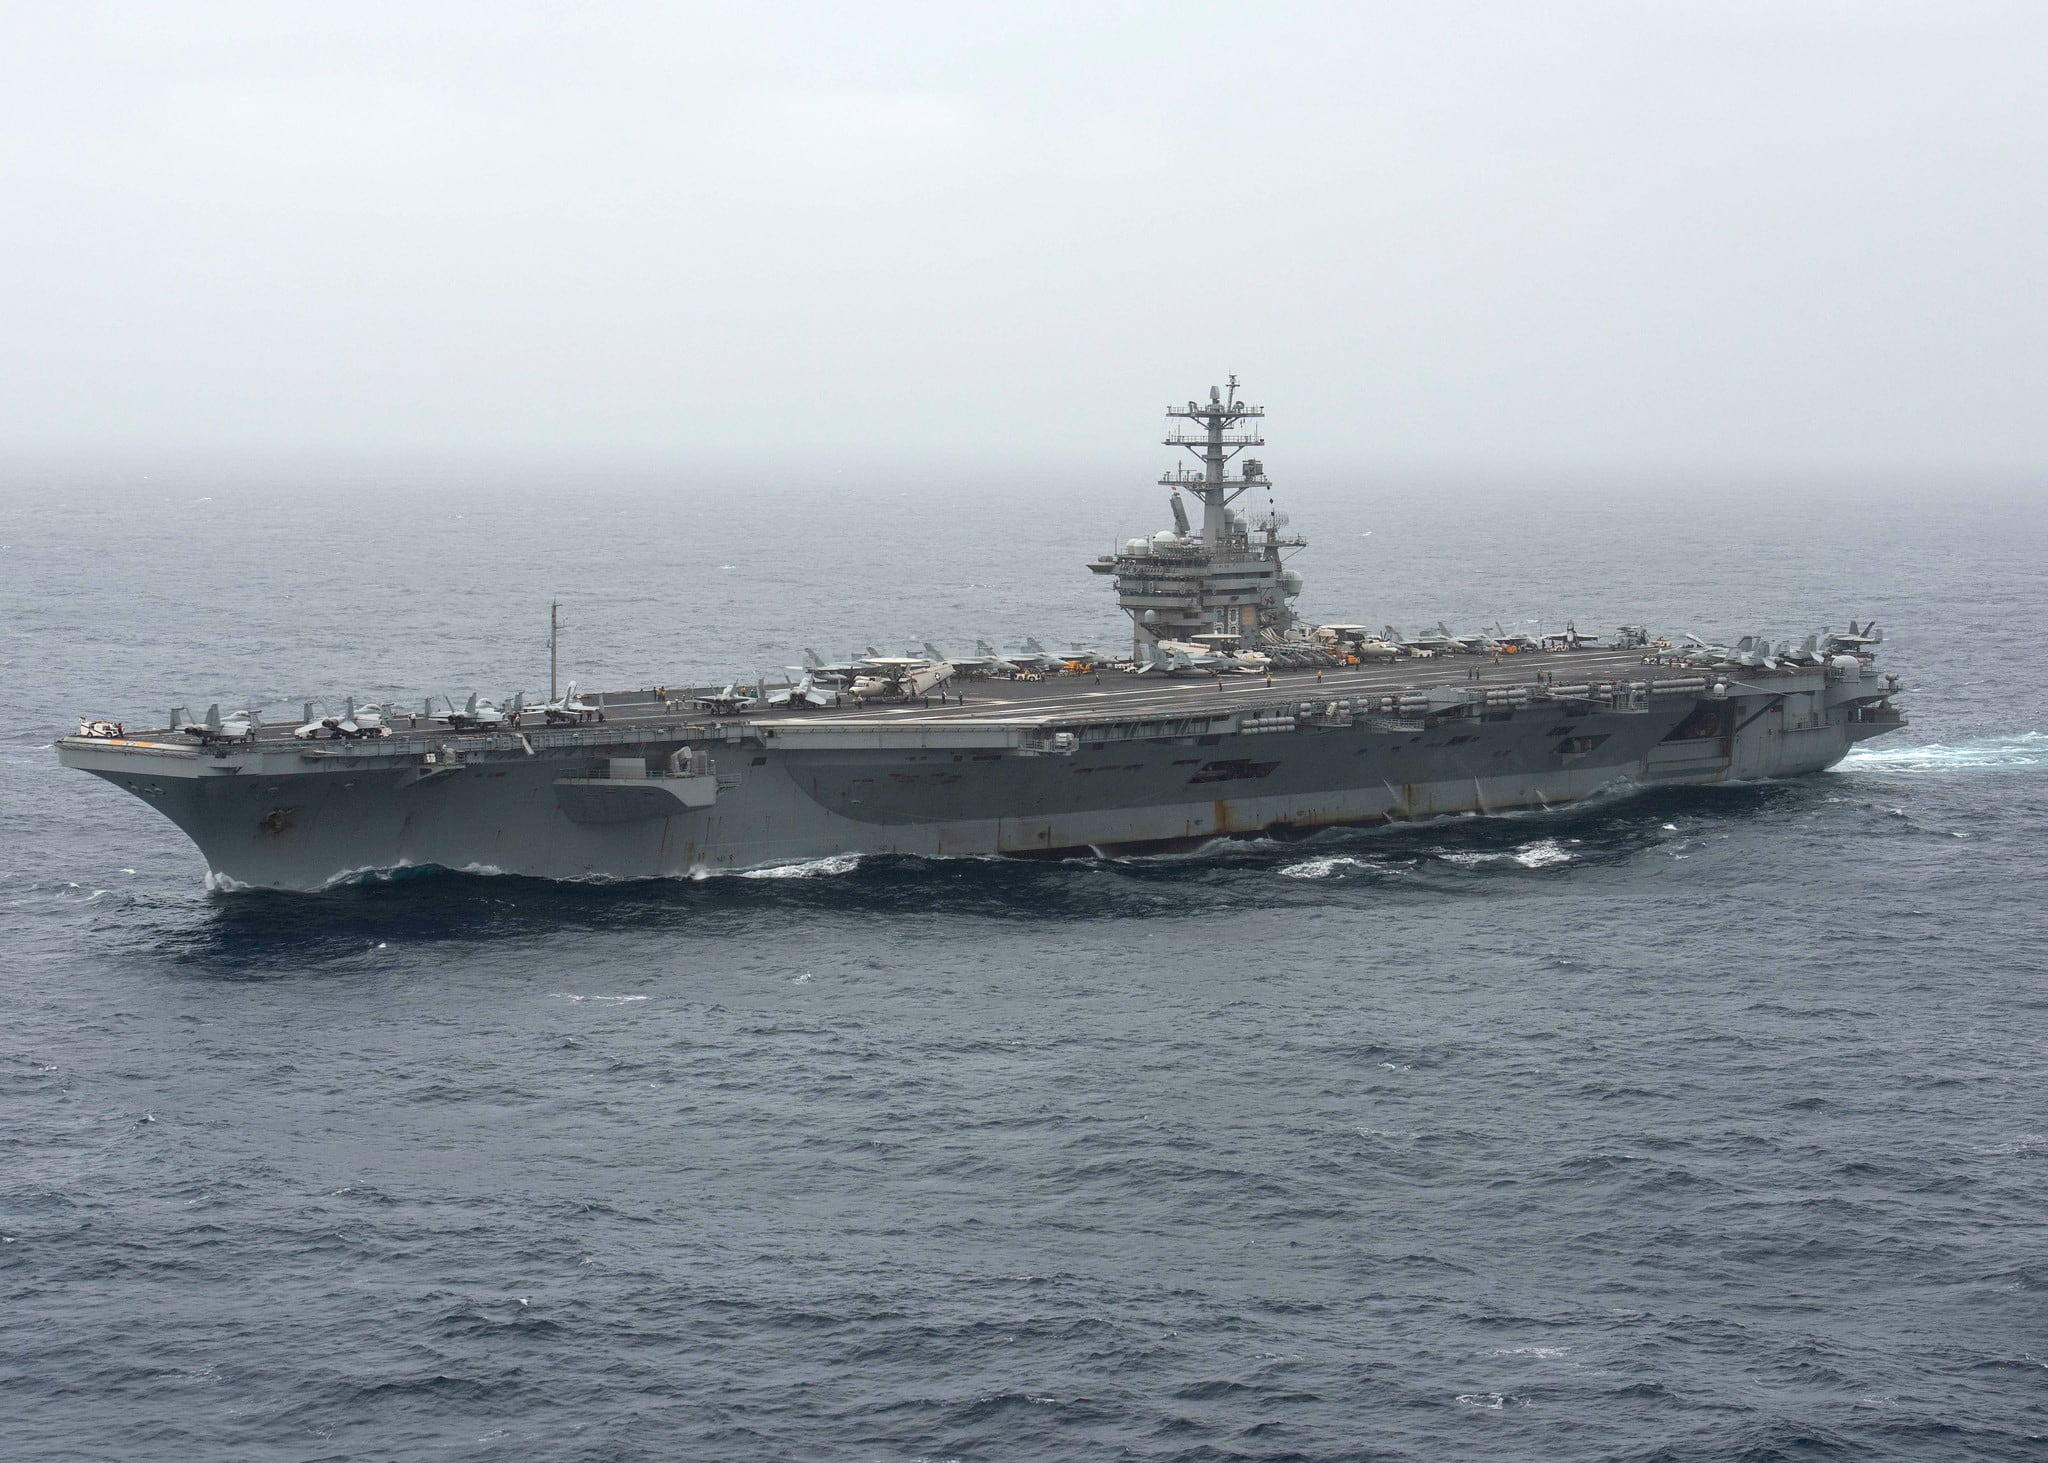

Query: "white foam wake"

xmin=1278 ymin=855 xmax=1382 ymax=880
xmin=1442 ymin=837 xmax=1575 ymax=869
xmin=734 ymin=853 xmax=862 ymax=880
xmin=1843 ymin=732 xmax=2048 ymax=774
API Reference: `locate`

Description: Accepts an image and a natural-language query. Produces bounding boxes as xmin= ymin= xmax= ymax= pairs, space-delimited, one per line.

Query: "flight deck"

xmin=98 ymin=647 xmax=1800 ymax=754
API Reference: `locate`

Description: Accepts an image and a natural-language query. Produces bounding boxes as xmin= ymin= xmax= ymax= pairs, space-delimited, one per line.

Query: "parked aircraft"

xmin=531 ymin=683 xmax=601 ymax=724
xmin=1010 ymin=638 xmax=1065 ymax=672
xmin=444 ymin=693 xmax=519 ymax=732
xmin=181 ymin=703 xmax=258 ymax=744
xmin=766 ymin=671 xmax=841 ymax=709
xmin=691 ymin=684 xmax=758 ymax=713
xmin=850 ymin=656 xmax=955 ymax=699
xmin=942 ymin=640 xmax=1021 ymax=677
xmin=801 ymin=648 xmax=865 ymax=683
xmin=1826 ymin=621 xmax=1883 ymax=653
xmin=1384 ymin=626 xmax=1457 ymax=656
xmin=1315 ymin=625 xmax=1401 ymax=661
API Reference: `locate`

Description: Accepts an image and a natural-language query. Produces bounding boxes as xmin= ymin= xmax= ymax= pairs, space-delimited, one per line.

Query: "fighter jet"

xmin=1782 ymin=633 xmax=1825 ymax=666
xmin=1132 ymin=642 xmax=1208 ymax=676
xmin=1316 ymin=626 xmax=1401 ymax=662
xmin=974 ymin=640 xmax=1021 ymax=675
xmin=765 ymin=671 xmax=841 ymax=709
xmin=691 ymin=683 xmax=758 ymax=713
xmin=341 ymin=699 xmax=392 ymax=738
xmin=1486 ymin=622 xmax=1543 ymax=652
xmin=1010 ymin=638 xmax=1066 ymax=672
xmin=941 ymin=640 xmax=1020 ymax=677
xmin=1135 ymin=639 xmax=1260 ymax=676
xmin=1542 ymin=622 xmax=1602 ymax=651
xmin=801 ymin=648 xmax=864 ymax=684
xmin=1436 ymin=623 xmax=1500 ymax=654
xmin=531 ymin=682 xmax=601 ymax=724
xmin=1826 ymin=621 xmax=1883 ymax=654
xmin=443 ymin=693 xmax=519 ymax=732
xmin=1727 ymin=635 xmax=1778 ymax=670
xmin=287 ymin=698 xmax=391 ymax=740
xmin=1676 ymin=633 xmax=1732 ymax=667
xmin=1187 ymin=634 xmax=1273 ymax=674
xmin=180 ymin=703 xmax=258 ymax=744
xmin=1384 ymin=626 xmax=1457 ymax=657
xmin=1057 ymin=641 xmax=1107 ymax=673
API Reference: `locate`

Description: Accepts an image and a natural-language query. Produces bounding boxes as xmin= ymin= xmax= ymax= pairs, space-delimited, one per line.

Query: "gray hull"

xmin=58 ymin=664 xmax=1903 ymax=890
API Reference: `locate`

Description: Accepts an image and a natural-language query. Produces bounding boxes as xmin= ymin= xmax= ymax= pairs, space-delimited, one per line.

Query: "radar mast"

xmin=1162 ymin=374 xmax=1267 ymax=546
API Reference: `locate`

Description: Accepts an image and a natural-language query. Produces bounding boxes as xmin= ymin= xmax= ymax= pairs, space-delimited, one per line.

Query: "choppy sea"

xmin=3 ymin=466 xmax=2044 ymax=1460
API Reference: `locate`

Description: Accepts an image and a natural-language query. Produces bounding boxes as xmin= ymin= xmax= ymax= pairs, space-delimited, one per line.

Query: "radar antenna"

xmin=1162 ymin=373 xmax=1268 ymax=546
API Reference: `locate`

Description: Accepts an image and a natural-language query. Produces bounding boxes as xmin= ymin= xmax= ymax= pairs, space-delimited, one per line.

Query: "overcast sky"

xmin=2 ymin=2 xmax=2043 ymax=480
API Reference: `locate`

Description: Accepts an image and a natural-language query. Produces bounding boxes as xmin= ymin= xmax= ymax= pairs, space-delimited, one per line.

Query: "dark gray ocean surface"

xmin=3 ymin=467 xmax=2045 ymax=1460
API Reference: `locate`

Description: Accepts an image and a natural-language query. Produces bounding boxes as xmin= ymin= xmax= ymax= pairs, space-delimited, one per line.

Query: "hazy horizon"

xmin=4 ymin=2 xmax=2044 ymax=483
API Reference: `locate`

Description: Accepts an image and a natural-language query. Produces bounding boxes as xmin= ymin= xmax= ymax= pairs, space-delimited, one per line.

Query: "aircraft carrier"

xmin=57 ymin=378 xmax=1908 ymax=890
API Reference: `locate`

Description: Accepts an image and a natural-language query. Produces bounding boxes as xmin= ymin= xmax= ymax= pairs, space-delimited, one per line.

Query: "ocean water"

xmin=3 ymin=467 xmax=2045 ymax=1460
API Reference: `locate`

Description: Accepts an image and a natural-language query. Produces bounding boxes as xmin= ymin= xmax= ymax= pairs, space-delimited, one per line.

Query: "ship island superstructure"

xmin=57 ymin=379 xmax=1907 ymax=890
xmin=1088 ymin=376 xmax=1305 ymax=656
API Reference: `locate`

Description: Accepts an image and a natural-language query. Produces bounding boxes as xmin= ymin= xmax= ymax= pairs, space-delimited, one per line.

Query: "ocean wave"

xmin=311 ymin=861 xmax=447 ymax=891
